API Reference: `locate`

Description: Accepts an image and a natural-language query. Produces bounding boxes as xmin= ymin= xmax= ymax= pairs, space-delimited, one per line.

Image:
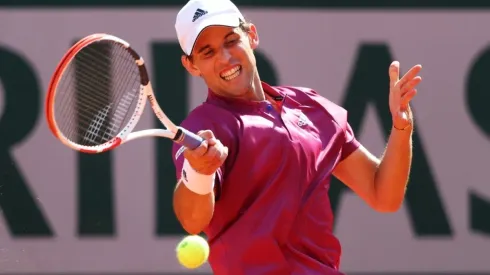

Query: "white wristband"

xmin=181 ymin=159 xmax=215 ymax=195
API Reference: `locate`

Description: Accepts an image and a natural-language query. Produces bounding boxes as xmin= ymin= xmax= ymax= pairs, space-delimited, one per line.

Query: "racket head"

xmin=46 ymin=33 xmax=149 ymax=153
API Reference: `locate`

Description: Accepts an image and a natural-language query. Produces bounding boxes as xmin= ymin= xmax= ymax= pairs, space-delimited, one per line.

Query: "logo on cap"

xmin=192 ymin=8 xmax=208 ymax=22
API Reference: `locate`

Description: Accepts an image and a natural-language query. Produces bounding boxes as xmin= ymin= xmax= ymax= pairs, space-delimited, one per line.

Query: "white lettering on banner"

xmin=0 ymin=9 xmax=489 ymax=273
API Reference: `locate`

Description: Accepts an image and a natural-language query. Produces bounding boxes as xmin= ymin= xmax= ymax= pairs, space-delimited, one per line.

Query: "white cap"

xmin=175 ymin=0 xmax=245 ymax=55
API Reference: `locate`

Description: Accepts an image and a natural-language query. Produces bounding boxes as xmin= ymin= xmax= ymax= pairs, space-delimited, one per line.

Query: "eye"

xmin=225 ymin=38 xmax=239 ymax=46
xmin=203 ymin=50 xmax=214 ymax=58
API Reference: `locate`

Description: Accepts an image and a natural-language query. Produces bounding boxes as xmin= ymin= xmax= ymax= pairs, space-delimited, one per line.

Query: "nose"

xmin=217 ymin=47 xmax=232 ymax=64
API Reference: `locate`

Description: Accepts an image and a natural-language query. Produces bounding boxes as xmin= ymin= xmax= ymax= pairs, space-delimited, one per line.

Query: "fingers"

xmin=183 ymin=139 xmax=208 ymax=158
xmin=183 ymin=130 xmax=214 ymax=158
xmin=400 ymin=76 xmax=422 ymax=96
xmin=400 ymin=89 xmax=417 ymax=109
xmin=183 ymin=129 xmax=228 ymax=174
xmin=197 ymin=129 xmax=215 ymax=140
xmin=389 ymin=61 xmax=422 ymax=90
xmin=203 ymin=139 xmax=228 ymax=164
xmin=397 ymin=64 xmax=422 ymax=89
xmin=389 ymin=61 xmax=400 ymax=88
xmin=197 ymin=130 xmax=217 ymax=146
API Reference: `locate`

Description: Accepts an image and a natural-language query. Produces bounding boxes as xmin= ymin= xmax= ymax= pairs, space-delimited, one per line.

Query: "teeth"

xmin=221 ymin=66 xmax=240 ymax=77
xmin=221 ymin=66 xmax=241 ymax=80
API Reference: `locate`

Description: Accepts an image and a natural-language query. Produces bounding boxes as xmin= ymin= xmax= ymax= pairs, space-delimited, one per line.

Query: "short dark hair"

xmin=185 ymin=18 xmax=252 ymax=62
xmin=238 ymin=18 xmax=252 ymax=32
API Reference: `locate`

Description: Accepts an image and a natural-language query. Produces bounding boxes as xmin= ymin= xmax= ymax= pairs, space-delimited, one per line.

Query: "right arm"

xmin=173 ymin=179 xmax=216 ymax=235
xmin=172 ymin=130 xmax=228 ymax=235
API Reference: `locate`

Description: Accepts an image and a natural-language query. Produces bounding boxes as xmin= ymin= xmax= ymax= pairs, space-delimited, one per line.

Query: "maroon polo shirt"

xmin=172 ymin=82 xmax=360 ymax=275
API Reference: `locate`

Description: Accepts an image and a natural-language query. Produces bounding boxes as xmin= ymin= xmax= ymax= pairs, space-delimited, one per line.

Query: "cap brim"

xmin=185 ymin=14 xmax=241 ymax=55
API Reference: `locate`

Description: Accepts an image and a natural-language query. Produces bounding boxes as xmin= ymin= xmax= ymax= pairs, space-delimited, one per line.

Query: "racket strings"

xmin=56 ymin=45 xmax=114 ymax=135
xmin=61 ymin=46 xmax=117 ymax=143
xmin=54 ymin=40 xmax=142 ymax=147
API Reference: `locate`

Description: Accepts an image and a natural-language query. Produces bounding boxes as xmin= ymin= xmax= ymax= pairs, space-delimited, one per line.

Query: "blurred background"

xmin=1 ymin=0 xmax=490 ymax=274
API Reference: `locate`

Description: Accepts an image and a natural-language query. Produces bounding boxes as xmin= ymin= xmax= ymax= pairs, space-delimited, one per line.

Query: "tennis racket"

xmin=45 ymin=33 xmax=204 ymax=153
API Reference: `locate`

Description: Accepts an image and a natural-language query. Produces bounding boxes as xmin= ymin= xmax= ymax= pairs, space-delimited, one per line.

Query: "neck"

xmin=245 ymin=70 xmax=265 ymax=101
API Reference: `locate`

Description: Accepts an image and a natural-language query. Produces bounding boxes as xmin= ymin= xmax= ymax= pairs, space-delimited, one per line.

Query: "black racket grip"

xmin=174 ymin=127 xmax=204 ymax=150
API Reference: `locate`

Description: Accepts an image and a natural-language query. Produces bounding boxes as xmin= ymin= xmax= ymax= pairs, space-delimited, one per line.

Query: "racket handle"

xmin=175 ymin=127 xmax=204 ymax=150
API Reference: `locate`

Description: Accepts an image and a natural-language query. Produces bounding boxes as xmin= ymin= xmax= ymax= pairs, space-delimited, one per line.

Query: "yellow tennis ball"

xmin=176 ymin=235 xmax=210 ymax=269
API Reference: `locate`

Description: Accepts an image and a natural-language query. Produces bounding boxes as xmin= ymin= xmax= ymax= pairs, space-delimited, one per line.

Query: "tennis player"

xmin=171 ymin=0 xmax=421 ymax=274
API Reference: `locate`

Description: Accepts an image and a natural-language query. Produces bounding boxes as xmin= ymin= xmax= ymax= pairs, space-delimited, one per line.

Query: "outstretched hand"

xmin=388 ymin=61 xmax=422 ymax=130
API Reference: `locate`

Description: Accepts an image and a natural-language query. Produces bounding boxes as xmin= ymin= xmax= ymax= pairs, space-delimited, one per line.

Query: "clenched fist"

xmin=183 ymin=130 xmax=228 ymax=175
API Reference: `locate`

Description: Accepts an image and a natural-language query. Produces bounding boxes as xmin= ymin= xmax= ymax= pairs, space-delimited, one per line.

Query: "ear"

xmin=181 ymin=55 xmax=201 ymax=77
xmin=248 ymin=23 xmax=259 ymax=49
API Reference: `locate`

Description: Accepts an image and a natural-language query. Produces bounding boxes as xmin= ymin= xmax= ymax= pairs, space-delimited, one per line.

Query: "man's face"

xmin=182 ymin=24 xmax=259 ymax=99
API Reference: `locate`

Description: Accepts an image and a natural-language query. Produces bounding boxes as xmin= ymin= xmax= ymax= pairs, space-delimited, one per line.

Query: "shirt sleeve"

xmin=340 ymin=121 xmax=361 ymax=161
xmin=292 ymin=86 xmax=361 ymax=161
xmin=171 ymin=107 xmax=236 ymax=200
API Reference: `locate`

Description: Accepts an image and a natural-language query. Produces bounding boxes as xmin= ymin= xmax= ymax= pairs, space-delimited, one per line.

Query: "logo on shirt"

xmin=192 ymin=8 xmax=208 ymax=22
xmin=297 ymin=111 xmax=311 ymax=127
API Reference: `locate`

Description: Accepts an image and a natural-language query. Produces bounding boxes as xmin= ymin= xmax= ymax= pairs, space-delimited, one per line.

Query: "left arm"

xmin=333 ymin=125 xmax=412 ymax=212
xmin=333 ymin=61 xmax=421 ymax=212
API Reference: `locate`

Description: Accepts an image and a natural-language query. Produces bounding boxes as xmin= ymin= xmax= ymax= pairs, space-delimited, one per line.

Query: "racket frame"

xmin=46 ymin=33 xmax=201 ymax=154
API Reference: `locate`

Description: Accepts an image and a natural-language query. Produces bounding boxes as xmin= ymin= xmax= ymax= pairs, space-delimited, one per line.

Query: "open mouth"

xmin=220 ymin=65 xmax=242 ymax=81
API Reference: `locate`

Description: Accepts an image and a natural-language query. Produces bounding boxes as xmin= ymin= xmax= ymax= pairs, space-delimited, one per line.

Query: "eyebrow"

xmin=196 ymin=30 xmax=238 ymax=54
